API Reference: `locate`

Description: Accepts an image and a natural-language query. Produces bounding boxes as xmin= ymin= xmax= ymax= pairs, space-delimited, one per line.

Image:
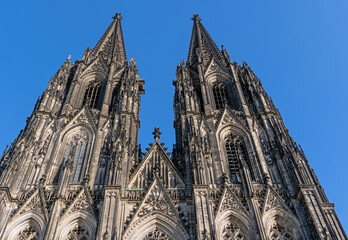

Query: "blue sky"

xmin=0 ymin=0 xmax=347 ymax=231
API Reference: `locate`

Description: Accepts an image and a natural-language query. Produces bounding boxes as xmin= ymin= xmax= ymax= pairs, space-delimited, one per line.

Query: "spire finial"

xmin=152 ymin=126 xmax=162 ymax=142
xmin=192 ymin=14 xmax=201 ymax=22
xmin=113 ymin=12 xmax=123 ymax=20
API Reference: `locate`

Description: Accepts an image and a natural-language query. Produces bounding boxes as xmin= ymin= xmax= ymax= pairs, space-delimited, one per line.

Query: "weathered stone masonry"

xmin=0 ymin=13 xmax=346 ymax=240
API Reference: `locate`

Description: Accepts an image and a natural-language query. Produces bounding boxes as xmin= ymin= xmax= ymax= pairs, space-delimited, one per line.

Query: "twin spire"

xmin=90 ymin=13 xmax=224 ymax=67
xmin=188 ymin=14 xmax=225 ymax=66
xmin=92 ymin=12 xmax=127 ymax=65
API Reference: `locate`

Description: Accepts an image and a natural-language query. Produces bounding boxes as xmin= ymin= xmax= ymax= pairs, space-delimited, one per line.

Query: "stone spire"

xmin=92 ymin=12 xmax=127 ymax=66
xmin=187 ymin=14 xmax=224 ymax=66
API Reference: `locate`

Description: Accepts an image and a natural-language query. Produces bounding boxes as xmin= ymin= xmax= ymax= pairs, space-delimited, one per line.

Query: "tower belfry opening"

xmin=0 ymin=13 xmax=346 ymax=240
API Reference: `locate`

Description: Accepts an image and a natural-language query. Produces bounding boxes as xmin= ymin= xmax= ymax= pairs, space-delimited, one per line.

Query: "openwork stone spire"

xmin=187 ymin=14 xmax=224 ymax=66
xmin=0 ymin=13 xmax=346 ymax=240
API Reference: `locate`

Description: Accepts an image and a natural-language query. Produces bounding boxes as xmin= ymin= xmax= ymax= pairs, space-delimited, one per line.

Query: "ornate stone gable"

xmin=216 ymin=185 xmax=249 ymax=216
xmin=128 ymin=142 xmax=185 ymax=190
xmin=80 ymin=55 xmax=109 ymax=79
xmin=137 ymin=178 xmax=177 ymax=217
xmin=204 ymin=58 xmax=229 ymax=78
xmin=61 ymin=188 xmax=95 ymax=219
xmin=262 ymin=187 xmax=290 ymax=214
xmin=216 ymin=106 xmax=249 ymax=132
xmin=12 ymin=188 xmax=47 ymax=220
xmin=125 ymin=178 xmax=183 ymax=228
xmin=62 ymin=106 xmax=97 ymax=135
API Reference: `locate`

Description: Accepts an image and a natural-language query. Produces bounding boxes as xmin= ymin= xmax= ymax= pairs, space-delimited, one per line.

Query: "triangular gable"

xmin=204 ymin=58 xmax=229 ymax=77
xmin=12 ymin=188 xmax=48 ymax=221
xmin=216 ymin=106 xmax=249 ymax=131
xmin=128 ymin=142 xmax=185 ymax=189
xmin=216 ymin=185 xmax=248 ymax=216
xmin=262 ymin=187 xmax=290 ymax=214
xmin=80 ymin=56 xmax=108 ymax=79
xmin=126 ymin=178 xmax=183 ymax=229
xmin=61 ymin=188 xmax=95 ymax=219
xmin=63 ymin=106 xmax=97 ymax=134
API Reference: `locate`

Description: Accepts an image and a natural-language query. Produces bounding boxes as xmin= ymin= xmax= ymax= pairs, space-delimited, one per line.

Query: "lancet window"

xmin=83 ymin=81 xmax=101 ymax=109
xmin=213 ymin=82 xmax=228 ymax=109
xmin=225 ymin=134 xmax=248 ymax=183
xmin=64 ymin=133 xmax=88 ymax=183
xmin=109 ymin=85 xmax=120 ymax=113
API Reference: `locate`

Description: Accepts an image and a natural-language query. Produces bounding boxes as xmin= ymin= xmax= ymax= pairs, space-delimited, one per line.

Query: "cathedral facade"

xmin=0 ymin=13 xmax=346 ymax=240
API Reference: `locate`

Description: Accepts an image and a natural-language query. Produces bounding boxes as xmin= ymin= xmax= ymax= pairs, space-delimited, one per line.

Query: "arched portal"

xmin=263 ymin=209 xmax=304 ymax=240
xmin=56 ymin=211 xmax=97 ymax=240
xmin=124 ymin=213 xmax=189 ymax=240
xmin=215 ymin=210 xmax=255 ymax=240
xmin=4 ymin=212 xmax=45 ymax=240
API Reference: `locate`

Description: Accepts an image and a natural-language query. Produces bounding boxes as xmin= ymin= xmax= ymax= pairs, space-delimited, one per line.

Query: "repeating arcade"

xmin=0 ymin=13 xmax=346 ymax=240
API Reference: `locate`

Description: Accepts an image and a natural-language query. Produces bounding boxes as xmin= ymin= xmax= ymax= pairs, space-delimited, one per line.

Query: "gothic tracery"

xmin=83 ymin=81 xmax=101 ymax=109
xmin=221 ymin=218 xmax=248 ymax=240
xmin=14 ymin=225 xmax=39 ymax=240
xmin=66 ymin=225 xmax=90 ymax=240
xmin=143 ymin=228 xmax=171 ymax=240
xmin=212 ymin=81 xmax=228 ymax=109
xmin=0 ymin=13 xmax=345 ymax=240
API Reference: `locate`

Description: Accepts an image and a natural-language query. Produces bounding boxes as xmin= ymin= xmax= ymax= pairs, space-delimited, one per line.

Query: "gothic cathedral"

xmin=0 ymin=13 xmax=346 ymax=240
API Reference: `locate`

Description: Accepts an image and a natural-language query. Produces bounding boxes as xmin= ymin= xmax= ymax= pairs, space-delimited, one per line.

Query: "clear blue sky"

xmin=0 ymin=0 xmax=347 ymax=230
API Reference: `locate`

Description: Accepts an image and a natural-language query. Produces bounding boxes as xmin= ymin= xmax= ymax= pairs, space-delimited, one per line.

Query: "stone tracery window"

xmin=15 ymin=225 xmax=39 ymax=240
xmin=269 ymin=221 xmax=294 ymax=240
xmin=66 ymin=225 xmax=90 ymax=240
xmin=64 ymin=133 xmax=89 ymax=183
xmin=143 ymin=227 xmax=171 ymax=240
xmin=213 ymin=81 xmax=228 ymax=110
xmin=268 ymin=217 xmax=298 ymax=240
xmin=83 ymin=81 xmax=101 ymax=109
xmin=225 ymin=134 xmax=248 ymax=183
xmin=221 ymin=218 xmax=248 ymax=240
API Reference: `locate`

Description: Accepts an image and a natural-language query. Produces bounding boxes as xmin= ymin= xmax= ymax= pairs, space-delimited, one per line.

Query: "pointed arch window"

xmin=225 ymin=134 xmax=248 ymax=183
xmin=83 ymin=81 xmax=101 ymax=109
xmin=213 ymin=82 xmax=228 ymax=109
xmin=220 ymin=216 xmax=249 ymax=240
xmin=109 ymin=85 xmax=120 ymax=113
xmin=14 ymin=225 xmax=39 ymax=240
xmin=64 ymin=133 xmax=88 ymax=184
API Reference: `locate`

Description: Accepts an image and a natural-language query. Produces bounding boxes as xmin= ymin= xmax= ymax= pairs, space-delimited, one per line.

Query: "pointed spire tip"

xmin=152 ymin=126 xmax=162 ymax=141
xmin=192 ymin=14 xmax=201 ymax=22
xmin=113 ymin=12 xmax=123 ymax=20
